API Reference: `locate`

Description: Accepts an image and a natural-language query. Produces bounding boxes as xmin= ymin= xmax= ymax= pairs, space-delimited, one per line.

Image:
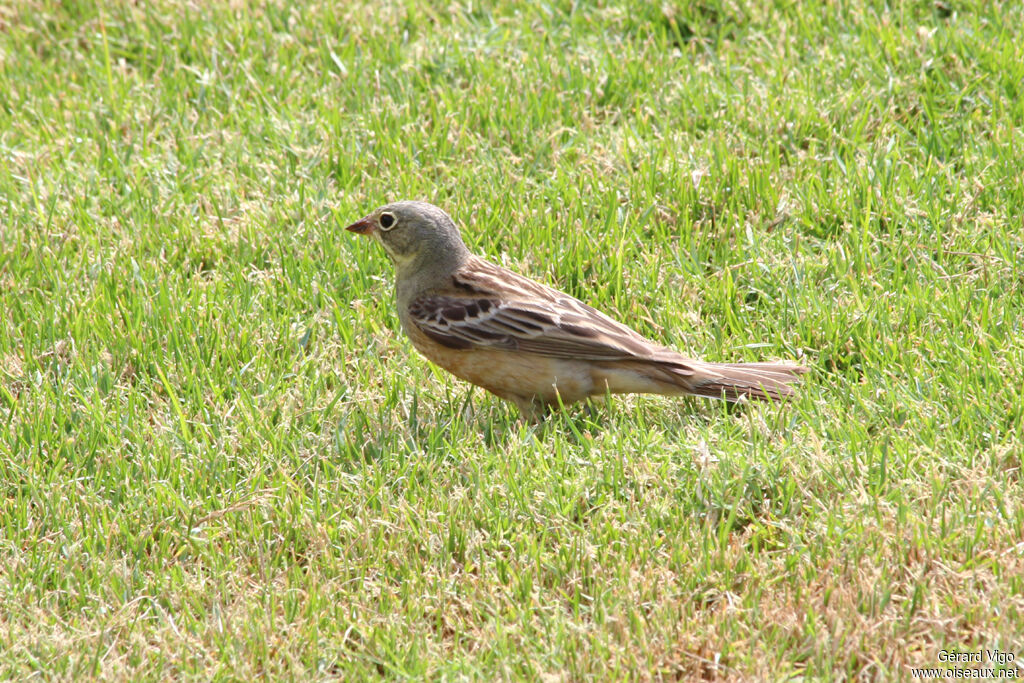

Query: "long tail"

xmin=683 ymin=360 xmax=808 ymax=402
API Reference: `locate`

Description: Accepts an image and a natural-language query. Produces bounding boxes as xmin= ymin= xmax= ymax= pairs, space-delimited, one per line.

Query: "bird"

xmin=346 ymin=200 xmax=807 ymax=421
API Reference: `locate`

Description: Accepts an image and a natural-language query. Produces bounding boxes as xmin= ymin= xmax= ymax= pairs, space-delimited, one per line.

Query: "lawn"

xmin=1 ymin=0 xmax=1022 ymax=679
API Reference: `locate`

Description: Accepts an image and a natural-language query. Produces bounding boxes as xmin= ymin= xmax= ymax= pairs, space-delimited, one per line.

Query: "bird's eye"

xmin=379 ymin=212 xmax=397 ymax=230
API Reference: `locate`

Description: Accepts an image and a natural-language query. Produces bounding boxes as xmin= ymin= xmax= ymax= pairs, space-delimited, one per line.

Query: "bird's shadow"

xmin=344 ymin=388 xmax=766 ymax=459
xmin=418 ymin=390 xmax=612 ymax=448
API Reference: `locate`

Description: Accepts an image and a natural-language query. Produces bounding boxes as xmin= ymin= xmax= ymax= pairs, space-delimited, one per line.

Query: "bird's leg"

xmin=582 ymin=398 xmax=604 ymax=421
xmin=511 ymin=396 xmax=548 ymax=424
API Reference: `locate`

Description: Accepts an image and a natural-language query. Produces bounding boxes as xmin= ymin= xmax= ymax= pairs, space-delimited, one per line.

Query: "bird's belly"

xmin=409 ymin=336 xmax=594 ymax=404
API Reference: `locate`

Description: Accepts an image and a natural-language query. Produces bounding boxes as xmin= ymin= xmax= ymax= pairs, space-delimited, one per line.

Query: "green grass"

xmin=1 ymin=0 xmax=1022 ymax=679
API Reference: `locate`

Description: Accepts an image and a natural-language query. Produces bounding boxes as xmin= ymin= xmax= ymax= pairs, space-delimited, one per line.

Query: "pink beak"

xmin=345 ymin=216 xmax=375 ymax=235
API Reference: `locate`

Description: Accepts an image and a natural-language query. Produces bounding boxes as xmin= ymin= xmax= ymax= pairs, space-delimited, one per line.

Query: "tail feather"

xmin=685 ymin=361 xmax=808 ymax=402
xmin=592 ymin=357 xmax=808 ymax=403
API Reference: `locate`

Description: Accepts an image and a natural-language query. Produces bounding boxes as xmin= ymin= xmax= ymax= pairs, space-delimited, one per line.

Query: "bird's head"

xmin=345 ymin=201 xmax=469 ymax=272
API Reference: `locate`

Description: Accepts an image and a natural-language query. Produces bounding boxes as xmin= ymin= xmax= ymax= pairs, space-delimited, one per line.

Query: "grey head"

xmin=345 ymin=201 xmax=470 ymax=276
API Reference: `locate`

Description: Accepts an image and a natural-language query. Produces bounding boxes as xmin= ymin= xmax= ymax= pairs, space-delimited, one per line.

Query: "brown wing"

xmin=407 ymin=257 xmax=676 ymax=362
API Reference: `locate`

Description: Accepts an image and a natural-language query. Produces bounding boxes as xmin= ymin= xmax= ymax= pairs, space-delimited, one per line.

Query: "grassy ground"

xmin=2 ymin=0 xmax=1022 ymax=679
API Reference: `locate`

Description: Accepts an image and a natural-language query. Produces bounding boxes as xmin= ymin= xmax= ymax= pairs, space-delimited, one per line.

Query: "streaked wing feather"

xmin=408 ymin=293 xmax=657 ymax=361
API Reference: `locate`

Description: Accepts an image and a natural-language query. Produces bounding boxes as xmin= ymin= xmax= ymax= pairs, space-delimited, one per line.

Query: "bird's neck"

xmin=395 ymin=243 xmax=471 ymax=304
